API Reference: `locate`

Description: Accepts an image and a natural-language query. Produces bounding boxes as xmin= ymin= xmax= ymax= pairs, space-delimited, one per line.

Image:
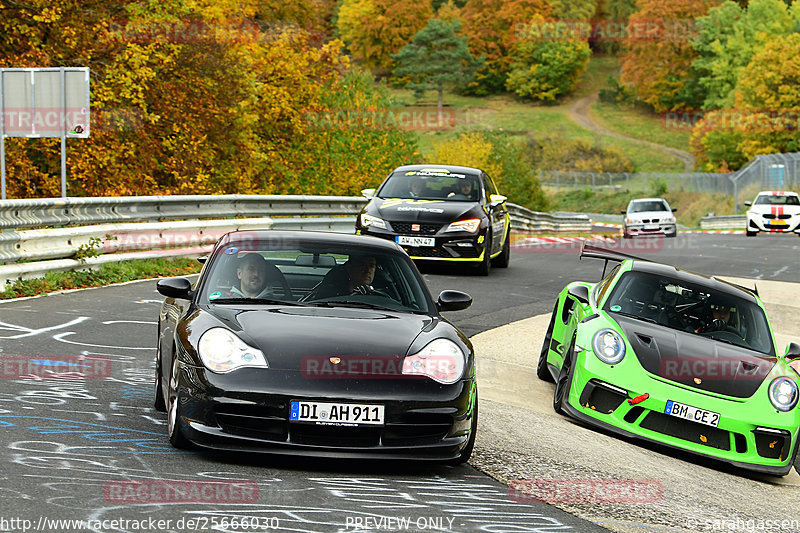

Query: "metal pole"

xmin=0 ymin=69 xmax=5 ymax=200
xmin=60 ymin=67 xmax=67 ymax=198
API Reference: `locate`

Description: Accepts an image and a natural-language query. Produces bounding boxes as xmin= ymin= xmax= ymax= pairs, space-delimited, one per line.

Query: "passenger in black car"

xmin=313 ymin=255 xmax=378 ymax=299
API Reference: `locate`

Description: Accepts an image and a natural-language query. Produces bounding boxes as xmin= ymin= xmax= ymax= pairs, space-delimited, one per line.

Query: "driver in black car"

xmin=313 ymin=254 xmax=378 ymax=299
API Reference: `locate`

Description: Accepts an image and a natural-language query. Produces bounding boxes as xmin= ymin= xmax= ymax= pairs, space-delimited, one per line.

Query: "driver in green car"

xmin=697 ymin=303 xmax=734 ymax=333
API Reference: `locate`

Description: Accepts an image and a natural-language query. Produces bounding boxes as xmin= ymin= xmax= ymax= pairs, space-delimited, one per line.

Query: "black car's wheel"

xmin=553 ymin=336 xmax=575 ymax=415
xmin=746 ymin=230 xmax=758 ymax=237
xmin=491 ymin=232 xmax=510 ymax=268
xmin=154 ymin=325 xmax=167 ymax=412
xmin=447 ymin=391 xmax=478 ymax=466
xmin=537 ymin=303 xmax=558 ymax=382
xmin=167 ymin=357 xmax=191 ymax=449
xmin=475 ymin=234 xmax=491 ymax=276
xmin=154 ymin=357 xmax=166 ymax=413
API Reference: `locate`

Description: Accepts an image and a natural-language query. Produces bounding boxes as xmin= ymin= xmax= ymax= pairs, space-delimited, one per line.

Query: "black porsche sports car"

xmin=154 ymin=230 xmax=477 ymax=463
xmin=355 ymin=165 xmax=510 ymax=275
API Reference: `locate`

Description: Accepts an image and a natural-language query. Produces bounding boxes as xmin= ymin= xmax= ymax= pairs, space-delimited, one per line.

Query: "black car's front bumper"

xmin=174 ymin=362 xmax=476 ymax=460
xmin=360 ymin=227 xmax=487 ymax=262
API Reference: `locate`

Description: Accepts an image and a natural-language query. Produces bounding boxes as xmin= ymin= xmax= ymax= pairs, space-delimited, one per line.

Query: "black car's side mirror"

xmin=567 ymin=284 xmax=590 ymax=305
xmin=785 ymin=342 xmax=800 ymax=360
xmin=437 ymin=290 xmax=472 ymax=312
xmin=157 ymin=277 xmax=193 ymax=300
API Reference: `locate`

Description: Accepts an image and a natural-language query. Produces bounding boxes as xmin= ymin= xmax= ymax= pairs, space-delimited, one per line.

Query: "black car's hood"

xmin=369 ymin=197 xmax=482 ymax=225
xmin=208 ymin=305 xmax=434 ymax=370
xmin=613 ymin=314 xmax=776 ymax=398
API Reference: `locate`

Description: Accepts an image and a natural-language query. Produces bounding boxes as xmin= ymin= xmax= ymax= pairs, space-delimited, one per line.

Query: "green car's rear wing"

xmin=579 ymin=241 xmax=652 ymax=278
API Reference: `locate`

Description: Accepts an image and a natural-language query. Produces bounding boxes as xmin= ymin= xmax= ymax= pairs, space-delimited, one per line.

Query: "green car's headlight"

xmin=768 ymin=377 xmax=798 ymax=412
xmin=592 ymin=329 xmax=626 ymax=365
xmin=198 ymin=327 xmax=268 ymax=373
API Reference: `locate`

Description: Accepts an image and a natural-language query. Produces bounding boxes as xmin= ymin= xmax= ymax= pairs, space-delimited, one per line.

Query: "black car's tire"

xmin=746 ymin=230 xmax=758 ymax=237
xmin=553 ymin=336 xmax=575 ymax=415
xmin=447 ymin=391 xmax=478 ymax=466
xmin=475 ymin=234 xmax=491 ymax=276
xmin=167 ymin=357 xmax=191 ymax=449
xmin=537 ymin=303 xmax=558 ymax=382
xmin=154 ymin=358 xmax=166 ymax=413
xmin=491 ymin=232 xmax=510 ymax=268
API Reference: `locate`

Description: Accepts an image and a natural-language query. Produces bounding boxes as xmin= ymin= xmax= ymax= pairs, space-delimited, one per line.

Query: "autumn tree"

xmin=392 ymin=19 xmax=481 ymax=120
xmin=336 ymin=0 xmax=433 ymax=72
xmin=505 ymin=15 xmax=591 ymax=101
xmin=620 ymin=0 xmax=721 ymax=112
xmin=459 ymin=0 xmax=551 ymax=94
xmin=690 ymin=34 xmax=800 ymax=171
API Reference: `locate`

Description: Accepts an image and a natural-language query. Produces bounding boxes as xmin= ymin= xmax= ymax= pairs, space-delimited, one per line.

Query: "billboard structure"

xmin=0 ymin=67 xmax=91 ymax=199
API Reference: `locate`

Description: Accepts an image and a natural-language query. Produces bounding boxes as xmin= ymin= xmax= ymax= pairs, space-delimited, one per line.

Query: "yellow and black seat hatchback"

xmin=356 ymin=165 xmax=510 ymax=275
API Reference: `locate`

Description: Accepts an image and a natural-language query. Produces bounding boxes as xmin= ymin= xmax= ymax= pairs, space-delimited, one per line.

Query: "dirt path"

xmin=567 ymin=92 xmax=696 ymax=172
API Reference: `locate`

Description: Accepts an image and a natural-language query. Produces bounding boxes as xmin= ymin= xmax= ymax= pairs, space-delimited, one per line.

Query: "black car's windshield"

xmin=628 ymin=200 xmax=669 ymax=213
xmin=378 ymin=170 xmax=481 ymax=202
xmin=603 ymin=271 xmax=775 ymax=355
xmin=754 ymin=194 xmax=800 ymax=206
xmin=201 ymin=242 xmax=432 ymax=313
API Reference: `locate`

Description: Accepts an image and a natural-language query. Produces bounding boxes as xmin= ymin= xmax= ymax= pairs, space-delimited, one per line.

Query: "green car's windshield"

xmin=200 ymin=243 xmax=432 ymax=314
xmin=603 ymin=271 xmax=775 ymax=356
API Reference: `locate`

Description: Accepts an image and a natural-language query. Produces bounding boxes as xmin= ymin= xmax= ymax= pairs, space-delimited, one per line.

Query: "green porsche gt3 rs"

xmin=538 ymin=242 xmax=800 ymax=475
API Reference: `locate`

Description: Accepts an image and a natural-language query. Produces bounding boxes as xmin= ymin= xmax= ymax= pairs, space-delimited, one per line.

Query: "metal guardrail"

xmin=0 ymin=195 xmax=591 ymax=289
xmin=700 ymin=215 xmax=746 ymax=230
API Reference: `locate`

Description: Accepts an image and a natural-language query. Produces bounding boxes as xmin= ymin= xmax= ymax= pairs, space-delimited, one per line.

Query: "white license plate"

xmin=289 ymin=401 xmax=384 ymax=426
xmin=644 ymin=224 xmax=660 ymax=230
xmin=664 ymin=400 xmax=720 ymax=428
xmin=396 ymin=236 xmax=434 ymax=247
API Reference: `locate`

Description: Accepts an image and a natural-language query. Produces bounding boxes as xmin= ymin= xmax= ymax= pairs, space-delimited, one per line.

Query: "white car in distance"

xmin=745 ymin=191 xmax=800 ymax=237
xmin=621 ymin=198 xmax=677 ymax=238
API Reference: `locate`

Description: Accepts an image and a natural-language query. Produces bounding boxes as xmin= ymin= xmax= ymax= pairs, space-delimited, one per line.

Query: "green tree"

xmin=392 ymin=19 xmax=482 ymax=121
xmin=505 ymin=15 xmax=591 ymax=101
xmin=693 ymin=0 xmax=796 ymax=110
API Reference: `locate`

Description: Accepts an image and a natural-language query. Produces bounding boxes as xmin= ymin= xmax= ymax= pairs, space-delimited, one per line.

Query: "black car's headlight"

xmin=444 ymin=218 xmax=481 ymax=233
xmin=198 ymin=328 xmax=268 ymax=373
xmin=360 ymin=213 xmax=387 ymax=229
xmin=592 ymin=329 xmax=626 ymax=365
xmin=402 ymin=338 xmax=466 ymax=384
xmin=768 ymin=377 xmax=798 ymax=412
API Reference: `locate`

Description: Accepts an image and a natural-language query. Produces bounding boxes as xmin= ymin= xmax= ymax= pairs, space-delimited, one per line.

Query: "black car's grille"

xmin=390 ymin=222 xmax=442 ymax=235
xmin=639 ymin=411 xmax=730 ymax=450
xmin=404 ymin=246 xmax=453 ymax=258
xmin=214 ymin=403 xmax=454 ymax=448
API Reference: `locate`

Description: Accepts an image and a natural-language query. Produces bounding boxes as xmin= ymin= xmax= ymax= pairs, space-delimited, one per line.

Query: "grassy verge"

xmin=0 ymin=257 xmax=202 ymax=300
xmin=589 ymin=101 xmax=692 ymax=152
xmin=548 ymin=188 xmax=734 ymax=228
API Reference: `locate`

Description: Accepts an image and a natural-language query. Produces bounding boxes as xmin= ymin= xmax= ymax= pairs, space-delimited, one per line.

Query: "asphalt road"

xmin=1 ymin=232 xmax=798 ymax=533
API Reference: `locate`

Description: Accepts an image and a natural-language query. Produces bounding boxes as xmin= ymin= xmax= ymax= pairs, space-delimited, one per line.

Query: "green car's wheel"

xmin=553 ymin=336 xmax=575 ymax=415
xmin=537 ymin=303 xmax=558 ymax=382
